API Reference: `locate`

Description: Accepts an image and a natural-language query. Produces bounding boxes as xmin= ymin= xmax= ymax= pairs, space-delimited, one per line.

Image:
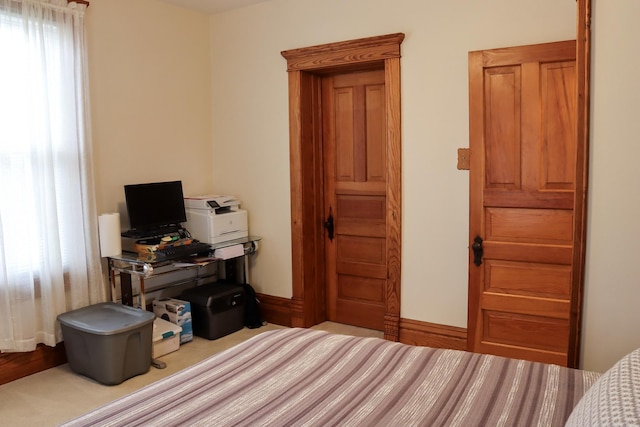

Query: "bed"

xmin=60 ymin=328 xmax=639 ymax=427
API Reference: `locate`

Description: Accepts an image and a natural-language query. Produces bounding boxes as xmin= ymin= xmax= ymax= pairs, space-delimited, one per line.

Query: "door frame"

xmin=281 ymin=33 xmax=404 ymax=341
xmin=572 ymin=0 xmax=591 ymax=366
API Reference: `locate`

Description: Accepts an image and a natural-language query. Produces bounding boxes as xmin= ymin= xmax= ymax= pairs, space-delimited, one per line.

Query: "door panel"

xmin=337 ymin=235 xmax=386 ymax=279
xmin=336 ymin=88 xmax=356 ymax=179
xmin=483 ymin=242 xmax=573 ymax=265
xmin=365 ymin=85 xmax=386 ymax=181
xmin=485 ymin=261 xmax=572 ymax=299
xmin=468 ymin=40 xmax=580 ymax=366
xmin=484 ymin=66 xmax=522 ymax=189
xmin=540 ymin=61 xmax=577 ymax=190
xmin=336 ymin=195 xmax=386 ymax=237
xmin=485 ymin=208 xmax=574 ymax=243
xmin=338 ymin=275 xmax=385 ymax=302
xmin=324 ymin=69 xmax=387 ymax=331
xmin=483 ymin=312 xmax=569 ymax=352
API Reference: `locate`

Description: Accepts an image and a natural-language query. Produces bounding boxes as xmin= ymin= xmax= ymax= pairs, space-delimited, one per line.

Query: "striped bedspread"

xmin=60 ymin=328 xmax=600 ymax=427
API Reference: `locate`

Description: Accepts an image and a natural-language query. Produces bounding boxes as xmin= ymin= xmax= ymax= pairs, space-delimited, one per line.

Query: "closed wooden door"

xmin=468 ymin=40 xmax=584 ymax=367
xmin=322 ymin=69 xmax=387 ymax=331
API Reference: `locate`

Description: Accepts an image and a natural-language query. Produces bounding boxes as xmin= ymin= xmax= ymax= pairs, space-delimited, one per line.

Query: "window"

xmin=0 ymin=0 xmax=104 ymax=353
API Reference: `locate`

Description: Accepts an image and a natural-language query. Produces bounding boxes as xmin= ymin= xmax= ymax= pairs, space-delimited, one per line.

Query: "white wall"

xmin=87 ymin=0 xmax=640 ymax=373
xmin=581 ymin=0 xmax=640 ymax=372
xmin=87 ymin=0 xmax=213 ymax=223
xmin=209 ymin=0 xmax=640 ymax=372
xmin=208 ymin=0 xmax=576 ymax=343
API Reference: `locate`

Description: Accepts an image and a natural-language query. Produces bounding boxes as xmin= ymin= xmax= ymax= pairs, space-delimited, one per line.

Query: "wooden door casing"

xmin=323 ymin=69 xmax=387 ymax=330
xmin=468 ymin=40 xmax=584 ymax=367
xmin=282 ymin=33 xmax=404 ymax=340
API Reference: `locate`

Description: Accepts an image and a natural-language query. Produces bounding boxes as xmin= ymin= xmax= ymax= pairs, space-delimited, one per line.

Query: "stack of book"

xmin=134 ymin=235 xmax=193 ymax=256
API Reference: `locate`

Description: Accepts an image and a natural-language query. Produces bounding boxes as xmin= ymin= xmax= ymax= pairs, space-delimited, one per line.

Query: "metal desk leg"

xmin=244 ymin=254 xmax=250 ymax=285
xmin=108 ymin=258 xmax=117 ymax=302
xmin=120 ymin=272 xmax=133 ymax=307
xmin=139 ymin=276 xmax=146 ymax=310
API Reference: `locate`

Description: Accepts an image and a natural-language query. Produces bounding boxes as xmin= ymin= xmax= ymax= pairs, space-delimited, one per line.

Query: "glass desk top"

xmin=107 ymin=236 xmax=261 ymax=274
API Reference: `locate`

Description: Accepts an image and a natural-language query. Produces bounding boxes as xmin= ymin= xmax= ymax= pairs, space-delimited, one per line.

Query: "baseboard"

xmin=0 ymin=342 xmax=67 ymax=386
xmin=257 ymin=293 xmax=467 ymax=350
xmin=257 ymin=293 xmax=292 ymax=327
xmin=399 ymin=318 xmax=467 ymax=350
xmin=0 ymin=295 xmax=465 ymax=385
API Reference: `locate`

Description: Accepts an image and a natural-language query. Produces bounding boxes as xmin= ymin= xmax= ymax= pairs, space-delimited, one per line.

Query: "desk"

xmin=107 ymin=236 xmax=260 ymax=308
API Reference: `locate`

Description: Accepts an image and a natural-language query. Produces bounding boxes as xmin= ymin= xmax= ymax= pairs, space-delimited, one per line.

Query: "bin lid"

xmin=57 ymin=302 xmax=155 ymax=335
xmin=152 ymin=318 xmax=182 ymax=343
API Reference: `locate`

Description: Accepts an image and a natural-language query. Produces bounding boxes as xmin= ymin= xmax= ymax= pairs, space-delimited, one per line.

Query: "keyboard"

xmin=153 ymin=242 xmax=212 ymax=261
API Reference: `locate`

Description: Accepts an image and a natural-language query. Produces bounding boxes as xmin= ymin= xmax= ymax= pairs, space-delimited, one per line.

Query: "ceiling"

xmin=158 ymin=0 xmax=271 ymax=14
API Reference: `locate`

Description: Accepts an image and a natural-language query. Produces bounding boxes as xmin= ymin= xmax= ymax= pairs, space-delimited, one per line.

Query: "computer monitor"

xmin=124 ymin=180 xmax=187 ymax=233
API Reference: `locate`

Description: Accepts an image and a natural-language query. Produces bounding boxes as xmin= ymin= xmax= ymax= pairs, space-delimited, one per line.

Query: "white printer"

xmin=183 ymin=195 xmax=248 ymax=244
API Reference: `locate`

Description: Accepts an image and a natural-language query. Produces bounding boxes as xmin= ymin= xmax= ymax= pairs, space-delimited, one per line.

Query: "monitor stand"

xmin=121 ymin=224 xmax=181 ymax=240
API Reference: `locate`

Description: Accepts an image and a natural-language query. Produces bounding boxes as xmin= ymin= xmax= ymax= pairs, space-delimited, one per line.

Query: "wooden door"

xmin=282 ymin=33 xmax=403 ymax=340
xmin=322 ymin=69 xmax=387 ymax=331
xmin=468 ymin=40 xmax=584 ymax=367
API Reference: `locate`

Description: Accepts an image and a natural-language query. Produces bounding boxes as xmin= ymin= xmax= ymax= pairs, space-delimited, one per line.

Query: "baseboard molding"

xmin=399 ymin=318 xmax=467 ymax=350
xmin=0 ymin=342 xmax=67 ymax=386
xmin=0 ymin=294 xmax=293 ymax=386
xmin=257 ymin=293 xmax=292 ymax=327
xmin=257 ymin=293 xmax=467 ymax=350
xmin=1 ymin=295 xmax=465 ymax=385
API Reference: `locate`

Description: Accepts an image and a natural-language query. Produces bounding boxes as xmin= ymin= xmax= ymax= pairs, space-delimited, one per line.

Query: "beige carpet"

xmin=1 ymin=322 xmax=382 ymax=426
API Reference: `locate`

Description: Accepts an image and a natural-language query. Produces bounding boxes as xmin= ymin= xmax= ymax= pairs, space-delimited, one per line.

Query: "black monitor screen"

xmin=124 ymin=181 xmax=187 ymax=231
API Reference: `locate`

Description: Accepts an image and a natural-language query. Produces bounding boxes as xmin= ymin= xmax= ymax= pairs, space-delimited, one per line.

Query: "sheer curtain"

xmin=0 ymin=0 xmax=105 ymax=353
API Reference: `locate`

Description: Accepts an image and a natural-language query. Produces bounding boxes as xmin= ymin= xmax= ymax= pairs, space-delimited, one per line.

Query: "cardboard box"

xmin=152 ymin=297 xmax=193 ymax=344
xmin=152 ymin=318 xmax=181 ymax=358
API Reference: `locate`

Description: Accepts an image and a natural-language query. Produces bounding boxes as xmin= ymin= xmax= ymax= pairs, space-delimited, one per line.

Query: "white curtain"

xmin=0 ymin=0 xmax=106 ymax=353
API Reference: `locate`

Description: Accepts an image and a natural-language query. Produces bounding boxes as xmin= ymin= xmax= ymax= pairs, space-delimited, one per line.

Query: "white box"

xmin=152 ymin=298 xmax=193 ymax=344
xmin=152 ymin=318 xmax=181 ymax=358
xmin=213 ymin=244 xmax=245 ymax=260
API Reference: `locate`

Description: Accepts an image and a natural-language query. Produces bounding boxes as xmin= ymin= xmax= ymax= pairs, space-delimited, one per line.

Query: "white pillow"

xmin=565 ymin=348 xmax=640 ymax=426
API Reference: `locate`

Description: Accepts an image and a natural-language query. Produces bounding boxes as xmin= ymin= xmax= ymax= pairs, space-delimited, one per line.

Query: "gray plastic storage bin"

xmin=57 ymin=302 xmax=155 ymax=385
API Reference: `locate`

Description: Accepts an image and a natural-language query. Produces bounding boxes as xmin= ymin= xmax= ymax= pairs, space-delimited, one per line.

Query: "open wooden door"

xmin=468 ymin=40 xmax=586 ymax=367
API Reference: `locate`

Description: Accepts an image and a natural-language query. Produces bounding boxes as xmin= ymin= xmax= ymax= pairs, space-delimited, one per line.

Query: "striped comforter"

xmin=60 ymin=328 xmax=600 ymax=427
